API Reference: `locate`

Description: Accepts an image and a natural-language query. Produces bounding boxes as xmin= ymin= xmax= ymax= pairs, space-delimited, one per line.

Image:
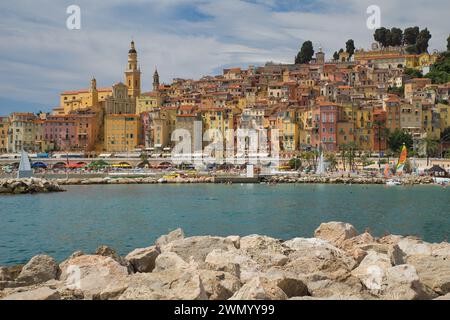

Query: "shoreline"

xmin=1 ymin=221 xmax=449 ymax=300
xmin=49 ymin=174 xmax=436 ymax=186
xmin=0 ymin=175 xmax=444 ymax=196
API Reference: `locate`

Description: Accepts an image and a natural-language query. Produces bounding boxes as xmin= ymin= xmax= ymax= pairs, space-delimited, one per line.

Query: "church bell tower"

xmin=125 ymin=41 xmax=141 ymax=100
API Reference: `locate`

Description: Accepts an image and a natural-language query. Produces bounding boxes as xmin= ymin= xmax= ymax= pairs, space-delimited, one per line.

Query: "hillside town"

xmin=1 ymin=36 xmax=450 ymax=166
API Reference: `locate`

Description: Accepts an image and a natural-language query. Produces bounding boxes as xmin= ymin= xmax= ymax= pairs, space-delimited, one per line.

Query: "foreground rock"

xmin=59 ymin=255 xmax=129 ymax=299
xmin=16 ymin=255 xmax=59 ymax=286
xmin=1 ymin=222 xmax=449 ymax=300
xmin=0 ymin=178 xmax=65 ymax=195
xmin=125 ymin=246 xmax=160 ymax=273
xmin=314 ymin=222 xmax=358 ymax=246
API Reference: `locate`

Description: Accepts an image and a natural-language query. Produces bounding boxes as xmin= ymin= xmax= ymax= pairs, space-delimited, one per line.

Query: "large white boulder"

xmin=59 ymin=255 xmax=129 ymax=299
xmin=314 ymin=222 xmax=358 ymax=246
xmin=351 ymin=250 xmax=392 ymax=291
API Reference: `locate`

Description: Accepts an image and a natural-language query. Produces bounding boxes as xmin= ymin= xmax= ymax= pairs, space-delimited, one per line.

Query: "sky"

xmin=0 ymin=0 xmax=449 ymax=114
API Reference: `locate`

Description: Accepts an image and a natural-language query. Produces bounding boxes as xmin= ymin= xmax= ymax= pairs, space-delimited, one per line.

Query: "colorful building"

xmin=0 ymin=117 xmax=9 ymax=153
xmin=104 ymin=114 xmax=141 ymax=152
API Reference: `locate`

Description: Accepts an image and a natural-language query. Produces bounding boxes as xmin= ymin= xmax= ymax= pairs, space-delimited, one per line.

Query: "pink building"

xmin=44 ymin=116 xmax=78 ymax=151
xmin=44 ymin=112 xmax=98 ymax=151
xmin=312 ymin=102 xmax=338 ymax=152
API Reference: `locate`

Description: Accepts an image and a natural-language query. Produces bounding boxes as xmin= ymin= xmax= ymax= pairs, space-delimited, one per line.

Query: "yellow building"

xmin=104 ymin=114 xmax=141 ymax=152
xmin=298 ymin=107 xmax=312 ymax=146
xmin=437 ymin=103 xmax=450 ymax=133
xmin=202 ymin=108 xmax=234 ymax=133
xmin=137 ymin=92 xmax=162 ymax=114
xmin=354 ymin=107 xmax=373 ymax=151
xmin=58 ymin=78 xmax=111 ymax=115
xmin=152 ymin=111 xmax=171 ymax=149
xmin=276 ymin=109 xmax=299 ymax=152
xmin=0 ymin=117 xmax=9 ymax=153
xmin=421 ymin=103 xmax=441 ymax=140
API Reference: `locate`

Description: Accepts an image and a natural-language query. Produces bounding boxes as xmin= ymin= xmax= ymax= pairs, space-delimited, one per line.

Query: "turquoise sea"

xmin=0 ymin=184 xmax=449 ymax=266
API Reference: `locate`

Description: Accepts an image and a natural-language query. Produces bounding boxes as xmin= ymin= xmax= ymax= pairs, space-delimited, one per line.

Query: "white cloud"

xmin=0 ymin=0 xmax=449 ymax=109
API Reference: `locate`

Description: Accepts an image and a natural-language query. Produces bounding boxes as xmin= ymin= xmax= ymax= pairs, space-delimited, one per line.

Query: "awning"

xmin=66 ymin=163 xmax=86 ymax=169
xmin=112 ymin=164 xmax=133 ymax=168
xmin=31 ymin=163 xmax=48 ymax=168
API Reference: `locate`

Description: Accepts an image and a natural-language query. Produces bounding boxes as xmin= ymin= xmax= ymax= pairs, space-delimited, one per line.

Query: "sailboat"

xmin=17 ymin=149 xmax=33 ymax=178
xmin=384 ymin=163 xmax=391 ymax=179
xmin=396 ymin=144 xmax=408 ymax=176
xmin=316 ymin=150 xmax=325 ymax=175
xmin=386 ymin=144 xmax=407 ymax=186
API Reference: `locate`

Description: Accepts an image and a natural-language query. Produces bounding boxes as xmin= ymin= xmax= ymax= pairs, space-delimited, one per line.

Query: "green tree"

xmin=374 ymin=27 xmax=389 ymax=47
xmin=404 ymin=27 xmax=420 ymax=46
xmin=325 ymin=153 xmax=338 ymax=171
xmin=300 ymin=151 xmax=315 ymax=169
xmin=404 ymin=68 xmax=423 ymax=78
xmin=420 ymin=137 xmax=440 ymax=165
xmin=295 ymin=41 xmax=314 ymax=64
xmin=341 ymin=142 xmax=358 ymax=171
xmin=387 ymin=129 xmax=413 ymax=153
xmin=387 ymin=85 xmax=405 ymax=97
xmin=405 ymin=45 xmax=418 ymax=54
xmin=289 ymin=158 xmax=302 ymax=170
xmin=140 ymin=152 xmax=150 ymax=168
xmin=346 ymin=39 xmax=355 ymax=58
xmin=447 ymin=34 xmax=450 ymax=52
xmin=416 ymin=28 xmax=432 ymax=54
xmin=425 ymin=51 xmax=450 ymax=84
xmin=442 ymin=127 xmax=450 ymax=142
xmin=333 ymin=51 xmax=339 ymax=61
xmin=390 ymin=28 xmax=403 ymax=47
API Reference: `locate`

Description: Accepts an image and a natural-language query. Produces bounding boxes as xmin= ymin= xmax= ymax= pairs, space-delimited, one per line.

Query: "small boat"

xmin=434 ymin=177 xmax=450 ymax=185
xmin=386 ymin=179 xmax=402 ymax=186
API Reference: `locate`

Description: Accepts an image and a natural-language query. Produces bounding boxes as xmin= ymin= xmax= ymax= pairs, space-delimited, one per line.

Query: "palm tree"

xmin=420 ymin=137 xmax=439 ymax=166
xmin=346 ymin=142 xmax=358 ymax=171
xmin=140 ymin=152 xmax=150 ymax=168
xmin=325 ymin=153 xmax=338 ymax=172
xmin=339 ymin=144 xmax=347 ymax=171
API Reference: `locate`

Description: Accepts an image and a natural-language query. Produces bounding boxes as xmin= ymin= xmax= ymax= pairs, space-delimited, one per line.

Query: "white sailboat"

xmin=316 ymin=150 xmax=325 ymax=175
xmin=17 ymin=149 xmax=33 ymax=178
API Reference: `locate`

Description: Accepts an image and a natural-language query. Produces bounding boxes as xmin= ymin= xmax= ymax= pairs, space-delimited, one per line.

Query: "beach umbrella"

xmin=31 ymin=162 xmax=47 ymax=168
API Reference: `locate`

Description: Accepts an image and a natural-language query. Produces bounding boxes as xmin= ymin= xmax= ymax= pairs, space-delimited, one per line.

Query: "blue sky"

xmin=0 ymin=0 xmax=449 ymax=115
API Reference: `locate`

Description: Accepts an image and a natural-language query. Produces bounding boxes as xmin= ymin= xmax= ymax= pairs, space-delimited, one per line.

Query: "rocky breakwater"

xmin=1 ymin=222 xmax=449 ymax=300
xmin=55 ymin=176 xmax=215 ymax=186
xmin=0 ymin=178 xmax=65 ymax=195
xmin=266 ymin=175 xmax=435 ymax=185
